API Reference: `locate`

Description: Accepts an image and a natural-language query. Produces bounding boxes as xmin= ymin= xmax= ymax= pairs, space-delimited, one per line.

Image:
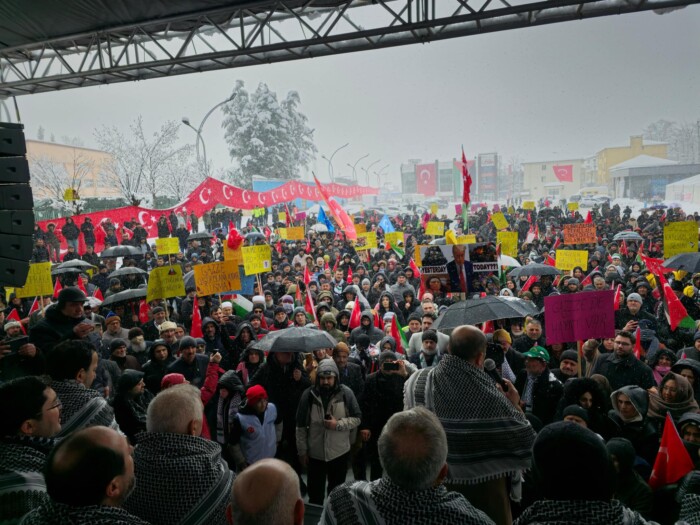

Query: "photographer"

xmin=358 ymin=351 xmax=411 ymax=480
xmin=0 ymin=320 xmax=43 ymax=381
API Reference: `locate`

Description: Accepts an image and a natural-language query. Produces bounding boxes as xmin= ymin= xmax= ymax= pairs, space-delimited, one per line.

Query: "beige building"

xmin=521 ymin=158 xmax=584 ymax=202
xmin=26 ymin=140 xmax=120 ymax=200
xmin=596 ymin=135 xmax=668 ymax=187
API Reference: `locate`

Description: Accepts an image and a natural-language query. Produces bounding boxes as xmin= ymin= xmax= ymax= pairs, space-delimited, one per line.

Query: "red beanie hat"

xmin=161 ymin=373 xmax=187 ymax=390
xmin=246 ymin=384 xmax=268 ymax=405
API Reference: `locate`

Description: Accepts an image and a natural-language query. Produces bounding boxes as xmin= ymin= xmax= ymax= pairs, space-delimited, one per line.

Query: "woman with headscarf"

xmin=647 ymin=372 xmax=699 ymax=435
xmin=375 ymin=291 xmax=405 ymax=326
xmin=648 ymin=348 xmax=678 ymax=387
xmin=554 ymin=377 xmax=613 ymax=439
xmin=236 ymin=346 xmax=265 ymax=387
xmin=142 ymin=339 xmax=176 ymax=394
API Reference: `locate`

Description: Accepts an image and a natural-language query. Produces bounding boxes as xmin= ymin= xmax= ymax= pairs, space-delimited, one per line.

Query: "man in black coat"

xmin=358 ymin=351 xmax=409 ymax=480
xmin=29 ymin=288 xmax=96 ymax=353
xmin=165 ymin=337 xmax=209 ymax=388
xmin=515 ymin=346 xmax=563 ymax=425
xmin=615 ymin=293 xmax=658 ymax=332
xmin=591 ymin=331 xmax=655 ymax=391
xmin=512 ymin=319 xmax=547 ymax=354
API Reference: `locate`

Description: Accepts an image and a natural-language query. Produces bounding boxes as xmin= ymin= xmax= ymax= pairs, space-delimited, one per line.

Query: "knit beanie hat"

xmin=533 ymin=421 xmax=615 ymax=501
xmin=562 ymin=404 xmax=589 ymax=424
xmin=117 ymin=369 xmax=144 ymax=393
xmin=179 ymin=336 xmax=197 ymax=350
xmin=560 ymin=350 xmax=579 ymax=364
xmin=161 ymin=373 xmax=187 ymax=390
xmin=246 ymin=385 xmax=268 ymax=405
xmin=378 ymin=351 xmax=397 ymax=368
xmin=109 ymin=338 xmax=127 ymax=352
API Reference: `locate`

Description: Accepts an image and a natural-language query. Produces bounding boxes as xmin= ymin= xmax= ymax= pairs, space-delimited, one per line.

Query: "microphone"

xmin=484 ymin=358 xmax=508 ymax=392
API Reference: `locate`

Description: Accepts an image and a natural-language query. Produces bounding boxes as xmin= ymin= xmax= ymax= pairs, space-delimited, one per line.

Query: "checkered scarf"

xmin=51 ymin=380 xmax=118 ymax=437
xmin=0 ymin=435 xmax=54 ymax=524
xmin=404 ymin=354 xmax=536 ymax=484
xmin=124 ymin=432 xmax=233 ymax=525
xmin=320 ymin=477 xmax=493 ymax=525
xmin=513 ymin=499 xmax=654 ymax=525
xmin=21 ymin=501 xmax=150 ymax=525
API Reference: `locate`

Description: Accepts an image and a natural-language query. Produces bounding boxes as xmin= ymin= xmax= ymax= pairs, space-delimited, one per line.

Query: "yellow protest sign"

xmin=354 ymin=223 xmax=367 ymax=234
xmin=425 ymin=222 xmax=445 ymax=236
xmin=445 ymin=230 xmax=458 ymax=245
xmin=193 ymin=261 xmax=242 ymax=296
xmin=242 ymin=245 xmax=272 ymax=275
xmin=664 ymin=221 xmax=698 ymax=257
xmin=567 ymin=202 xmax=579 ymax=211
xmin=563 ymin=223 xmax=597 ymax=245
xmin=508 ymin=206 xmax=515 ymax=214
xmin=522 ymin=201 xmax=536 ymax=210
xmin=156 ymin=237 xmax=180 ymax=255
xmin=555 ymin=250 xmax=588 ymax=271
xmin=279 ymin=211 xmax=287 ymax=223
xmin=285 ymin=226 xmax=305 ymax=241
xmin=497 ymin=232 xmax=519 ymax=257
xmin=4 ymin=287 xmax=15 ymax=298
xmin=147 ymin=266 xmax=186 ymax=302
xmin=63 ymin=188 xmax=79 ymax=201
xmin=355 ymin=232 xmax=378 ymax=251
xmin=278 ymin=228 xmax=288 ymax=239
xmin=14 ymin=262 xmax=53 ymax=298
xmin=385 ymin=231 xmax=404 ymax=247
xmin=491 ymin=212 xmax=509 ymax=230
xmin=430 ymin=203 xmax=439 ymax=215
xmin=456 ymin=235 xmax=476 ymax=244
xmin=223 ymin=244 xmax=244 ymax=266
xmin=415 ymin=245 xmax=427 ymax=267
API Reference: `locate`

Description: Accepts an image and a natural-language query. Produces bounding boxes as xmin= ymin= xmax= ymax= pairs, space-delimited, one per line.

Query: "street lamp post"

xmin=321 ymin=142 xmax=349 ymax=182
xmin=347 ymin=153 xmax=369 ymax=183
xmin=362 ymin=159 xmax=381 ymax=186
xmin=374 ymin=163 xmax=390 ymax=188
xmin=182 ymin=94 xmax=235 ymax=176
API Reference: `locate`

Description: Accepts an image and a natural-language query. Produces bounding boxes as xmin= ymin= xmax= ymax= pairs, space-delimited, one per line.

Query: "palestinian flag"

xmin=386 ymin=241 xmax=405 ymax=259
xmin=230 ymin=294 xmax=253 ymax=317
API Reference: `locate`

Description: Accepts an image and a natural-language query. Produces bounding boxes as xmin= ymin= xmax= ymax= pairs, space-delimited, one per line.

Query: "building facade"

xmin=521 ymin=158 xmax=584 ymax=202
xmin=596 ymin=135 xmax=668 ymax=187
xmin=610 ymin=155 xmax=700 ymax=200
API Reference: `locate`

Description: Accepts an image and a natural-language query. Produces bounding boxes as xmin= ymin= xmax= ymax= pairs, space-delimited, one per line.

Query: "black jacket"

xmin=359 ymin=371 xmax=406 ymax=437
xmin=515 ymin=367 xmax=564 ymax=425
xmin=591 ymin=353 xmax=655 ymax=392
xmin=29 ymin=304 xmax=85 ymax=352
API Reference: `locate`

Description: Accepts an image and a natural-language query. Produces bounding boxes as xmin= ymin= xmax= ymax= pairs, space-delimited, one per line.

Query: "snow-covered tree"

xmin=29 ymin=149 xmax=94 ymax=215
xmin=643 ymin=118 xmax=700 ymax=164
xmin=221 ymin=80 xmax=317 ymax=188
xmin=94 ymin=117 xmax=194 ymax=206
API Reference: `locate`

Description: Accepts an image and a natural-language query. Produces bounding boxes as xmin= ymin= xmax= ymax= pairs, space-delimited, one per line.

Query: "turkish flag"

xmin=348 ymin=302 xmax=362 ymax=330
xmin=553 ymin=165 xmax=573 ymax=182
xmin=649 ymin=413 xmax=695 ymax=490
xmin=190 ymin=297 xmax=204 ymax=338
xmin=7 ymin=308 xmax=26 ymax=334
xmin=415 ymin=164 xmax=437 ymax=196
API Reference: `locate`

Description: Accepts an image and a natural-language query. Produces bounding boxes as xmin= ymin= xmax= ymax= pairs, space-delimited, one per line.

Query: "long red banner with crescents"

xmin=37 ymin=177 xmax=378 ymax=252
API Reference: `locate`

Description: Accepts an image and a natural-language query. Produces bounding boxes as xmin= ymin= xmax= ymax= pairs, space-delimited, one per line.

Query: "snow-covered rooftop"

xmin=609 ymin=154 xmax=678 ymax=171
xmin=666 ymin=173 xmax=700 ymax=187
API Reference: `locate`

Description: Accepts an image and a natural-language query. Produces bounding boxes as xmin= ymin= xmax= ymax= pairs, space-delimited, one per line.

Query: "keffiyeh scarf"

xmin=320 ymin=478 xmax=493 ymax=525
xmin=0 ymin=436 xmax=55 ymax=524
xmin=404 ymin=354 xmax=536 ymax=484
xmin=51 ymin=380 xmax=118 ymax=437
xmin=21 ymin=501 xmax=150 ymax=525
xmin=513 ymin=499 xmax=655 ymax=525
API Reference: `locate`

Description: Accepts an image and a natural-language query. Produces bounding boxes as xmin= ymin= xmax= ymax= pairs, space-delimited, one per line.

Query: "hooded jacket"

xmin=375 ymin=291 xmax=406 ymax=326
xmin=348 ymin=310 xmax=384 ymax=346
xmin=321 ymin=312 xmax=347 ymax=344
xmin=29 ymin=304 xmax=87 ymax=352
xmin=295 ymin=359 xmax=361 ymax=462
xmin=672 ymin=358 xmax=700 ymax=404
xmin=142 ymin=343 xmax=176 ymax=394
xmin=608 ymin=386 xmax=659 ymax=465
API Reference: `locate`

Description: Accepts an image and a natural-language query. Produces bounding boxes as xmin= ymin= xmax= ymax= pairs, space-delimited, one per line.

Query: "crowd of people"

xmin=1 ymin=199 xmax=700 ymax=525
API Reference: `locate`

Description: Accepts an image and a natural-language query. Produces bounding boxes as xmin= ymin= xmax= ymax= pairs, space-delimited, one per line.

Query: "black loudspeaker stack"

xmin=0 ymin=122 xmax=35 ymax=287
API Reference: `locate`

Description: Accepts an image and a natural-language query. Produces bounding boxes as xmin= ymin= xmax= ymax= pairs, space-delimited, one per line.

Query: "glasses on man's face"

xmin=36 ymin=399 xmax=62 ymax=418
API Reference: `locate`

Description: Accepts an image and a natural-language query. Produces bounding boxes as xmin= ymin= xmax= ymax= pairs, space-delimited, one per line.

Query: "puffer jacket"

xmin=321 ymin=312 xmax=347 ymax=344
xmin=348 ymin=310 xmax=384 ymax=346
xmin=295 ymin=360 xmax=361 ymax=462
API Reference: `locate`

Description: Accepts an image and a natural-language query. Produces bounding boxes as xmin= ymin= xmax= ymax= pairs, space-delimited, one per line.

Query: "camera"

xmin=382 ymin=361 xmax=399 ymax=371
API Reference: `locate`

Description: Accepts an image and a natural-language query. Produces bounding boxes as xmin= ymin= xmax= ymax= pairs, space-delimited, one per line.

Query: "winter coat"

xmin=321 ymin=312 xmax=347 ymax=344
xmin=608 ymin=386 xmax=659 ymax=466
xmin=515 ymin=367 xmax=564 ymax=425
xmin=80 ymin=221 xmax=95 ymax=245
xmin=337 ymin=362 xmax=364 ymax=398
xmin=29 ymin=304 xmax=88 ymax=352
xmin=61 ymin=221 xmax=80 ymax=240
xmin=166 ymin=354 xmax=210 ymax=388
xmin=296 ymin=361 xmax=361 ymax=462
xmin=359 ymin=370 xmax=406 ymax=437
xmin=142 ymin=348 xmax=176 ymax=394
xmin=348 ymin=310 xmax=385 ymax=346
xmin=201 ymin=317 xmax=238 ymax=369
xmin=591 ymin=353 xmax=656 ymax=392
xmin=375 ymin=291 xmax=406 ymax=326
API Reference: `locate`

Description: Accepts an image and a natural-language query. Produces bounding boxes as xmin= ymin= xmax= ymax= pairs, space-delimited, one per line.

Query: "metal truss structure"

xmin=1 ymin=0 xmax=698 ymax=97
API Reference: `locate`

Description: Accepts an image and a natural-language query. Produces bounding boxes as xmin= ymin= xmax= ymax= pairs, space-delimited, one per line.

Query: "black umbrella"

xmin=433 ymin=296 xmax=539 ymax=332
xmin=508 ymin=263 xmax=561 ymax=279
xmin=183 ymin=270 xmax=195 ymax=290
xmin=612 ymin=231 xmax=643 ymax=242
xmin=101 ymin=288 xmax=148 ymax=307
xmin=250 ymin=326 xmax=337 ymax=353
xmin=187 ymin=232 xmax=213 ymax=241
xmin=662 ymin=253 xmax=700 ymax=273
xmin=245 ymin=232 xmax=266 ymax=241
xmin=54 ymin=259 xmax=96 ymax=272
xmin=109 ymin=267 xmax=149 ymax=279
xmin=101 ymin=245 xmax=142 ymax=258
xmin=51 ymin=266 xmax=87 ymax=276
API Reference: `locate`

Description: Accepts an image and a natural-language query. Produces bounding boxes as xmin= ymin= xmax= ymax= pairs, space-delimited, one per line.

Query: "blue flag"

xmin=318 ymin=206 xmax=335 ymax=232
xmin=378 ymin=214 xmax=395 ymax=233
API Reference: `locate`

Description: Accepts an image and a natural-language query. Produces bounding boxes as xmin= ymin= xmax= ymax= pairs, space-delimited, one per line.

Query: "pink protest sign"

xmin=544 ymin=290 xmax=615 ymax=345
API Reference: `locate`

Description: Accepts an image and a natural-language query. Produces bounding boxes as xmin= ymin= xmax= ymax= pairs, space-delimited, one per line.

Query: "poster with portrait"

xmin=418 ymin=243 xmax=498 ymax=296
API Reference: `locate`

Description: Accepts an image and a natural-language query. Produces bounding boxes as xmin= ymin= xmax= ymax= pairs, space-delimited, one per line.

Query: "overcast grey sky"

xmin=16 ymin=6 xmax=700 ymax=187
